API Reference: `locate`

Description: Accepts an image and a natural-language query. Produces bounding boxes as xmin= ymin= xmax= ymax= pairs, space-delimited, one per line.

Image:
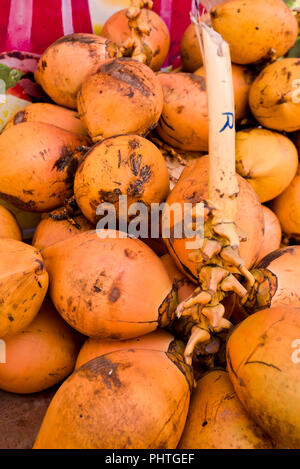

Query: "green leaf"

xmin=0 ymin=64 xmax=23 ymax=90
xmin=283 ymin=0 xmax=300 ymax=9
xmin=287 ymin=36 xmax=300 ymax=57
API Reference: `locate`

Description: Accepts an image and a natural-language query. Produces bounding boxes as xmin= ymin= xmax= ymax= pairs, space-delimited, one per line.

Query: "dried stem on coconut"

xmin=121 ymin=0 xmax=154 ymax=65
xmin=178 ymin=13 xmax=255 ymax=365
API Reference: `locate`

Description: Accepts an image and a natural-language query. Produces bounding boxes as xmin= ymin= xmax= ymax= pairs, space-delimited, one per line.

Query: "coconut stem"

xmin=121 ymin=0 xmax=153 ymax=65
xmin=178 ymin=13 xmax=255 ymax=364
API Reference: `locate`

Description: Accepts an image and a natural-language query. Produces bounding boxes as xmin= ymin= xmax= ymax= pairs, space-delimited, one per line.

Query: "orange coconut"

xmin=42 ymin=230 xmax=177 ymax=338
xmin=227 ymin=305 xmax=300 ymax=449
xmin=211 ymin=0 xmax=298 ymax=65
xmin=235 ymin=128 xmax=298 ymax=202
xmin=77 ymin=58 xmax=163 ymax=142
xmin=271 ymin=166 xmax=300 ymax=239
xmin=32 ymin=210 xmax=93 ymax=251
xmin=0 ymin=205 xmax=22 ymax=241
xmin=101 ymin=8 xmax=170 ymax=71
xmin=0 ymin=122 xmax=90 ymax=212
xmin=75 ymin=329 xmax=176 ymax=369
xmin=180 ymin=23 xmax=203 ymax=72
xmin=5 ymin=103 xmax=88 ymax=136
xmin=74 ymin=135 xmax=169 ymax=224
xmin=195 ymin=64 xmax=256 ymax=121
xmin=33 ymin=349 xmax=193 ymax=449
xmin=249 ymin=58 xmax=300 ymax=132
xmin=256 ymin=206 xmax=282 ymax=264
xmin=0 ymin=239 xmax=48 ymax=338
xmin=34 ymin=33 xmax=121 ymax=109
xmin=0 ymin=299 xmax=80 ymax=394
xmin=157 ymin=72 xmax=208 ymax=151
xmin=179 ymin=370 xmax=274 ymax=449
xmin=160 ymin=253 xmax=195 ymax=304
xmin=164 ymin=155 xmax=264 ymax=282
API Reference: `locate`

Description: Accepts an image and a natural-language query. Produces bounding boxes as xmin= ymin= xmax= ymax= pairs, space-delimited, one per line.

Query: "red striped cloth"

xmin=0 ymin=0 xmax=205 ymax=66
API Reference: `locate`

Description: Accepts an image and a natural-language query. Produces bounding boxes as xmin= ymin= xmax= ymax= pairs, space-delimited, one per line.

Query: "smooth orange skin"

xmin=0 ymin=239 xmax=48 ymax=338
xmin=227 ymin=305 xmax=300 ymax=449
xmin=42 ymin=230 xmax=174 ymax=338
xmin=157 ymin=72 xmax=208 ymax=151
xmin=235 ymin=128 xmax=298 ymax=202
xmin=256 ymin=206 xmax=281 ymax=264
xmin=195 ymin=64 xmax=255 ymax=121
xmin=0 ymin=299 xmax=80 ymax=394
xmin=271 ymin=166 xmax=300 ymax=239
xmin=35 ymin=34 xmax=121 ymax=109
xmin=34 ymin=349 xmax=191 ymax=449
xmin=32 ymin=213 xmax=93 ymax=251
xmin=164 ymin=156 xmax=264 ymax=282
xmin=179 ymin=370 xmax=273 ymax=449
xmin=160 ymin=253 xmax=195 ymax=304
xmin=74 ymin=135 xmax=170 ymax=224
xmin=249 ymin=59 xmax=300 ymax=132
xmin=75 ymin=329 xmax=174 ymax=369
xmin=77 ymin=58 xmax=163 ymax=142
xmin=0 ymin=122 xmax=90 ymax=212
xmin=0 ymin=205 xmax=22 ymax=241
xmin=5 ymin=103 xmax=88 ymax=136
xmin=180 ymin=23 xmax=203 ymax=72
xmin=256 ymin=246 xmax=300 ymax=310
xmin=211 ymin=0 xmax=298 ymax=65
xmin=101 ymin=9 xmax=170 ymax=71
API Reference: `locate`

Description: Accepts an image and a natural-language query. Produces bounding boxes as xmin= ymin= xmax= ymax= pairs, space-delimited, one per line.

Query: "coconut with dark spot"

xmin=256 ymin=206 xmax=281 ymax=264
xmin=179 ymin=370 xmax=274 ymax=449
xmin=33 ymin=209 xmax=93 ymax=251
xmin=0 ymin=299 xmax=80 ymax=394
xmin=157 ymin=72 xmax=208 ymax=151
xmin=74 ymin=135 xmax=169 ymax=224
xmin=211 ymin=0 xmax=298 ymax=65
xmin=42 ymin=230 xmax=177 ymax=338
xmin=0 ymin=122 xmax=90 ymax=212
xmin=75 ymin=329 xmax=177 ymax=369
xmin=249 ymin=58 xmax=300 ymax=132
xmin=34 ymin=348 xmax=193 ymax=449
xmin=34 ymin=33 xmax=121 ymax=109
xmin=101 ymin=8 xmax=170 ymax=71
xmin=77 ymin=58 xmax=163 ymax=142
xmin=0 ymin=239 xmax=48 ymax=338
xmin=5 ymin=103 xmax=88 ymax=136
xmin=227 ymin=305 xmax=300 ymax=449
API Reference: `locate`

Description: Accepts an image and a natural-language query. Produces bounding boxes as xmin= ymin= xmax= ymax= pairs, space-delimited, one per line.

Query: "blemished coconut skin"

xmin=180 ymin=23 xmax=203 ymax=72
xmin=5 ymin=103 xmax=88 ymax=136
xmin=101 ymin=8 xmax=170 ymax=71
xmin=0 ymin=299 xmax=80 ymax=394
xmin=235 ymin=128 xmax=298 ymax=203
xmin=0 ymin=122 xmax=90 ymax=212
xmin=195 ymin=64 xmax=256 ymax=121
xmin=42 ymin=230 xmax=177 ymax=339
xmin=160 ymin=253 xmax=195 ymax=304
xmin=75 ymin=329 xmax=175 ymax=369
xmin=249 ymin=58 xmax=300 ymax=132
xmin=271 ymin=167 xmax=300 ymax=239
xmin=164 ymin=156 xmax=264 ymax=282
xmin=0 ymin=239 xmax=48 ymax=338
xmin=211 ymin=0 xmax=298 ymax=65
xmin=32 ymin=212 xmax=93 ymax=251
xmin=179 ymin=370 xmax=274 ymax=449
xmin=227 ymin=305 xmax=300 ymax=449
xmin=256 ymin=206 xmax=282 ymax=264
xmin=77 ymin=58 xmax=164 ymax=142
xmin=33 ymin=349 xmax=193 ymax=449
xmin=157 ymin=72 xmax=208 ymax=151
xmin=74 ymin=135 xmax=170 ymax=224
xmin=0 ymin=205 xmax=22 ymax=241
xmin=34 ymin=33 xmax=121 ymax=109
